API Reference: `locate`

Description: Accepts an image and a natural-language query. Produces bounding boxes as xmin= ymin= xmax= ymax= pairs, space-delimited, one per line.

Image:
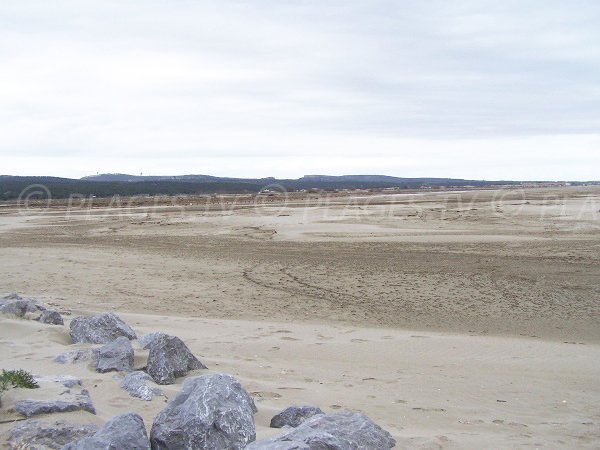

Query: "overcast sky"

xmin=1 ymin=0 xmax=599 ymax=180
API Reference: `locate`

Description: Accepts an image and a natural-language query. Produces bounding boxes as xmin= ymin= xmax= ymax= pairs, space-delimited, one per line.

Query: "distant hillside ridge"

xmin=81 ymin=173 xmax=278 ymax=183
xmin=83 ymin=173 xmax=491 ymax=185
xmin=1 ymin=173 xmax=579 ymax=201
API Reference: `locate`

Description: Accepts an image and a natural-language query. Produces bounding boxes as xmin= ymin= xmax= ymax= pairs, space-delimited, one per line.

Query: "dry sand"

xmin=1 ymin=186 xmax=599 ymax=448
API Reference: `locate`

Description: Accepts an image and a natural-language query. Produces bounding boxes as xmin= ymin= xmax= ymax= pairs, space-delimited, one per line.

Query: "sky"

xmin=1 ymin=0 xmax=599 ymax=180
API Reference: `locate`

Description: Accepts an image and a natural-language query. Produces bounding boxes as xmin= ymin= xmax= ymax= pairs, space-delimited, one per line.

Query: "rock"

xmin=54 ymin=349 xmax=94 ymax=365
xmin=7 ymin=419 xmax=98 ymax=450
xmin=2 ymin=291 xmax=22 ymax=301
xmin=120 ymin=371 xmax=164 ymax=401
xmin=246 ymin=443 xmax=310 ymax=450
xmin=270 ymin=406 xmax=324 ymax=428
xmin=93 ymin=336 xmax=134 ymax=373
xmin=150 ymin=373 xmax=257 ymax=450
xmin=38 ymin=310 xmax=65 ymax=325
xmin=15 ymin=391 xmax=96 ymax=417
xmin=15 ymin=376 xmax=95 ymax=418
xmin=0 ymin=295 xmax=45 ymax=317
xmin=61 ymin=413 xmax=150 ymax=450
xmin=145 ymin=333 xmax=206 ymax=384
xmin=34 ymin=375 xmax=82 ymax=389
xmin=138 ymin=331 xmax=166 ymax=349
xmin=0 ymin=300 xmax=29 ymax=317
xmin=247 ymin=411 xmax=396 ymax=450
xmin=69 ymin=312 xmax=136 ymax=344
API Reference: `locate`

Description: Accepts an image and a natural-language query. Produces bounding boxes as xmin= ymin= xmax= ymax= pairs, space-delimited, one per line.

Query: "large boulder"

xmin=7 ymin=419 xmax=98 ymax=450
xmin=62 ymin=412 xmax=149 ymax=450
xmin=38 ymin=309 xmax=65 ymax=325
xmin=247 ymin=411 xmax=396 ymax=450
xmin=145 ymin=333 xmax=206 ymax=385
xmin=69 ymin=312 xmax=136 ymax=344
xmin=93 ymin=336 xmax=134 ymax=373
xmin=150 ymin=373 xmax=257 ymax=450
xmin=270 ymin=406 xmax=324 ymax=428
xmin=120 ymin=371 xmax=164 ymax=401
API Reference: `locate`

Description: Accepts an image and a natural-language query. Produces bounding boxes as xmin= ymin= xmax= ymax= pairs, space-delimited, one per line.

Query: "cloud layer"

xmin=1 ymin=0 xmax=599 ymax=179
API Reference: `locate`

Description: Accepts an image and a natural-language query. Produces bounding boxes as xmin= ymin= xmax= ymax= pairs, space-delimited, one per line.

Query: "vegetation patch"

xmin=0 ymin=369 xmax=39 ymax=396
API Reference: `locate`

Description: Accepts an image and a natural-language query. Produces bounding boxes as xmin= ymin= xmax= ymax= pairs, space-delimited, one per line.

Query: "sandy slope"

xmin=0 ymin=186 xmax=599 ymax=448
xmin=1 ymin=311 xmax=599 ymax=449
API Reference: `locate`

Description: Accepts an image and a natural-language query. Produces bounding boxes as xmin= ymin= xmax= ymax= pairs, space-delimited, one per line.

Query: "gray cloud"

xmin=0 ymin=0 xmax=598 ymax=179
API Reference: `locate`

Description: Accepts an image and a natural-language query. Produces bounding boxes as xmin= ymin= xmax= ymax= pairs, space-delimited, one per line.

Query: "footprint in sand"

xmin=350 ymin=338 xmax=368 ymax=343
xmin=280 ymin=337 xmax=300 ymax=341
xmin=269 ymin=346 xmax=280 ymax=351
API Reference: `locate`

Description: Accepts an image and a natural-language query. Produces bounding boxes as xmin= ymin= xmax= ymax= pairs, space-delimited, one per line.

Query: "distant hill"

xmin=299 ymin=174 xmax=477 ymax=184
xmin=0 ymin=176 xmax=265 ymax=200
xmin=83 ymin=173 xmax=495 ymax=186
xmin=0 ymin=173 xmax=563 ymax=201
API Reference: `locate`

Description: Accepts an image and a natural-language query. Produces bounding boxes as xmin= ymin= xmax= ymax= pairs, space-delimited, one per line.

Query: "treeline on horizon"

xmin=0 ymin=175 xmax=529 ymax=201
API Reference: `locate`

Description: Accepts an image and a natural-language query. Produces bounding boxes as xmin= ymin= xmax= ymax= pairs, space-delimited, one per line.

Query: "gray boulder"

xmin=93 ymin=336 xmax=134 ymax=373
xmin=270 ymin=406 xmax=324 ymax=428
xmin=1 ymin=291 xmax=22 ymax=301
xmin=145 ymin=333 xmax=206 ymax=385
xmin=121 ymin=371 xmax=164 ymax=401
xmin=0 ymin=299 xmax=29 ymax=317
xmin=247 ymin=411 xmax=396 ymax=450
xmin=0 ymin=294 xmax=45 ymax=317
xmin=15 ymin=391 xmax=96 ymax=417
xmin=15 ymin=375 xmax=95 ymax=418
xmin=54 ymin=349 xmax=94 ymax=365
xmin=38 ymin=309 xmax=65 ymax=325
xmin=150 ymin=373 xmax=257 ymax=450
xmin=138 ymin=331 xmax=166 ymax=349
xmin=7 ymin=419 xmax=98 ymax=450
xmin=61 ymin=412 xmax=149 ymax=450
xmin=69 ymin=312 xmax=136 ymax=344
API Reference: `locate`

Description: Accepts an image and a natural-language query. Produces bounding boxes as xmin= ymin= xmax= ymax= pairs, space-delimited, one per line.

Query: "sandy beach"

xmin=1 ymin=186 xmax=599 ymax=448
